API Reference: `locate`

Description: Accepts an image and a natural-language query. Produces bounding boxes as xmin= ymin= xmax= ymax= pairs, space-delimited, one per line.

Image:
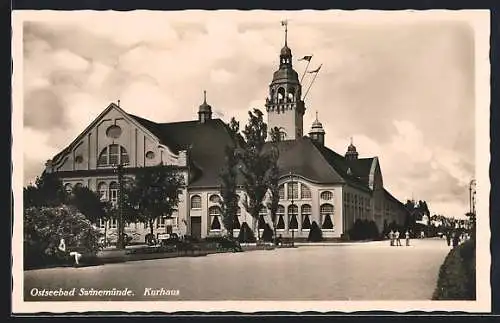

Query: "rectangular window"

xmin=110 ymin=218 xmax=117 ymax=229
xmin=110 ymin=189 xmax=118 ymax=205
xmin=287 ymin=183 xmax=299 ymax=200
xmin=156 ymin=217 xmax=166 ymax=228
xmin=99 ymin=219 xmax=106 ymax=229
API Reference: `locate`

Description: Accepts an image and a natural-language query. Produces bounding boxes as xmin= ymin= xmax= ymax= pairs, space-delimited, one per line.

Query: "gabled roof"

xmin=128 ymin=115 xmax=238 ymax=188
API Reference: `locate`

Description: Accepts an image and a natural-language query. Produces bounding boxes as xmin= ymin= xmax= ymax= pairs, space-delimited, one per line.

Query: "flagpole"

xmin=303 ymin=64 xmax=322 ymax=101
xmin=299 ymin=58 xmax=312 ymax=85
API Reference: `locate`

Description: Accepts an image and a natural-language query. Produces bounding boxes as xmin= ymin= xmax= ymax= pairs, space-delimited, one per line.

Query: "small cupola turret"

xmin=198 ymin=90 xmax=212 ymax=123
xmin=309 ymin=111 xmax=325 ymax=145
xmin=345 ymin=137 xmax=359 ymax=161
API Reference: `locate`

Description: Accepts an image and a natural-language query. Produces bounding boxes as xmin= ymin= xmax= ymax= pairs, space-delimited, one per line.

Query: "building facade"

xmin=43 ymin=26 xmax=408 ymax=243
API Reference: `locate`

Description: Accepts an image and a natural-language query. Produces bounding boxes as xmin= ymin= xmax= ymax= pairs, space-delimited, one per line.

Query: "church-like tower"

xmin=345 ymin=137 xmax=359 ymax=161
xmin=265 ymin=22 xmax=305 ymax=140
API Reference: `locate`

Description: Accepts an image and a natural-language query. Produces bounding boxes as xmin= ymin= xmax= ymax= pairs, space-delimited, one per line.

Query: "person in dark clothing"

xmin=452 ymin=232 xmax=460 ymax=248
xmin=446 ymin=233 xmax=451 ymax=246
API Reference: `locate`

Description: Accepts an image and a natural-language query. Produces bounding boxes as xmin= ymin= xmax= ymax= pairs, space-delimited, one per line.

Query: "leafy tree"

xmin=266 ymin=126 xmax=281 ymax=244
xmin=239 ymin=109 xmax=272 ymax=240
xmin=69 ymin=186 xmax=107 ymax=223
xmin=23 ymin=172 xmax=67 ymax=208
xmin=219 ymin=118 xmax=241 ymax=238
xmin=24 ymin=205 xmax=102 ymax=268
xmin=125 ymin=165 xmax=184 ymax=237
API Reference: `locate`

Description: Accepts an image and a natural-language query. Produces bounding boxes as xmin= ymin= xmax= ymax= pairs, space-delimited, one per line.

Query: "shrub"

xmin=432 ymin=239 xmax=476 ymax=300
xmin=237 ymin=222 xmax=256 ymax=243
xmin=261 ymin=223 xmax=274 ymax=242
xmin=308 ymin=221 xmax=323 ymax=242
xmin=348 ymin=219 xmax=380 ymax=240
xmin=24 ymin=205 xmax=102 ymax=269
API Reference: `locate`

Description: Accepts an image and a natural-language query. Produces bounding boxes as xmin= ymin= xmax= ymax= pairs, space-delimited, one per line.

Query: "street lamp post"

xmin=114 ymin=163 xmax=125 ymax=249
xmin=289 ymin=171 xmax=295 ymax=247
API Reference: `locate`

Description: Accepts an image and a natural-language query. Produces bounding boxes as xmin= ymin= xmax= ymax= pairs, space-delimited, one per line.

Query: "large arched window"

xmin=301 ymin=184 xmax=311 ymax=199
xmin=209 ymin=194 xmax=221 ymax=204
xmin=301 ymin=204 xmax=312 ymax=230
xmin=97 ymin=182 xmax=108 ymax=201
xmin=97 ymin=144 xmax=129 ymax=166
xmin=109 ymin=182 xmax=119 ymax=206
xmin=320 ymin=203 xmax=334 ymax=230
xmin=209 ymin=206 xmax=222 ymax=231
xmin=276 ymin=205 xmax=285 ymax=230
xmin=191 ymin=195 xmax=201 ymax=209
xmin=288 ymin=205 xmax=298 ymax=230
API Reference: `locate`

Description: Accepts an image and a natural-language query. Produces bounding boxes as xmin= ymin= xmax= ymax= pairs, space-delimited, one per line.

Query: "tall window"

xmin=288 ymin=205 xmax=298 ymax=230
xmin=233 ymin=207 xmax=241 ymax=230
xmin=99 ymin=218 xmax=106 ymax=229
xmin=156 ymin=216 xmax=166 ymax=228
xmin=320 ymin=203 xmax=334 ymax=230
xmin=288 ymin=182 xmax=298 ymax=200
xmin=276 ymin=205 xmax=285 ymax=230
xmin=301 ymin=184 xmax=311 ymax=199
xmin=258 ymin=206 xmax=267 ymax=230
xmin=278 ymin=184 xmax=285 ymax=200
xmin=320 ymin=191 xmax=333 ymax=200
xmin=97 ymin=182 xmax=108 ymax=201
xmin=110 ymin=218 xmax=117 ymax=229
xmin=191 ymin=195 xmax=201 ymax=209
xmin=109 ymin=182 xmax=118 ymax=206
xmin=97 ymin=144 xmax=129 ymax=166
xmin=209 ymin=206 xmax=222 ymax=231
xmin=301 ymin=204 xmax=312 ymax=230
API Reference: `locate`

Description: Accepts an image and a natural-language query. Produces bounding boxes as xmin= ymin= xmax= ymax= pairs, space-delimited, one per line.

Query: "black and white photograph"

xmin=11 ymin=9 xmax=491 ymax=313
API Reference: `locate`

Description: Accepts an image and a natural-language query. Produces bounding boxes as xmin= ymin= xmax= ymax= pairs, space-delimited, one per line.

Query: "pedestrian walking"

xmin=446 ymin=233 xmax=451 ymax=246
xmin=452 ymin=232 xmax=459 ymax=248
xmin=395 ymin=230 xmax=402 ymax=246
xmin=389 ymin=230 xmax=394 ymax=246
xmin=405 ymin=230 xmax=410 ymax=246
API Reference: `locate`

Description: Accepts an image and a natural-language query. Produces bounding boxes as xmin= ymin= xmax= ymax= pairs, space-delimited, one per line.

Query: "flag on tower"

xmin=307 ymin=64 xmax=322 ymax=73
xmin=298 ymin=55 xmax=313 ymax=62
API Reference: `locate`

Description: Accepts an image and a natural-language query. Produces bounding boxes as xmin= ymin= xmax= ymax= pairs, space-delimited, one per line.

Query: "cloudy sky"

xmin=19 ymin=10 xmax=482 ymax=218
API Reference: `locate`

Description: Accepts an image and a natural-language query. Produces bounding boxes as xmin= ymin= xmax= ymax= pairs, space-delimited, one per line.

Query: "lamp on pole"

xmin=289 ymin=171 xmax=295 ymax=247
xmin=113 ymin=163 xmax=125 ymax=249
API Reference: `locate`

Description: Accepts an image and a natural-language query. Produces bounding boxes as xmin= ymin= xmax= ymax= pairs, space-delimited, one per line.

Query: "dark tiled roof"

xmin=264 ymin=138 xmax=346 ymax=184
xmin=347 ymin=158 xmax=374 ymax=185
xmin=129 ymin=115 xmax=237 ymax=188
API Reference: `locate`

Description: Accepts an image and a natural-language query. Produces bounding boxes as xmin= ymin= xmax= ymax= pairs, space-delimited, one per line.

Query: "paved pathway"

xmin=24 ymin=238 xmax=451 ymax=301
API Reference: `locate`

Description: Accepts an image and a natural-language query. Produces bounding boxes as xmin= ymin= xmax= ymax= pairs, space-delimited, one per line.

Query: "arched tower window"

xmin=98 ymin=144 xmax=129 ymax=167
xmin=277 ymin=87 xmax=285 ymax=103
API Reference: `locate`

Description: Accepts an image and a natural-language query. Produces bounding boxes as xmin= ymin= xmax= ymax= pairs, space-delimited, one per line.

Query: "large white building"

xmin=43 ymin=26 xmax=408 ymax=243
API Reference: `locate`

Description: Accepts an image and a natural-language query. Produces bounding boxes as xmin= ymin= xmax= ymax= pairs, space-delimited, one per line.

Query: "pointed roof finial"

xmin=315 ymin=111 xmax=319 ymax=121
xmin=203 ymin=90 xmax=207 ymax=104
xmin=281 ymin=19 xmax=288 ymax=46
xmin=117 ymin=99 xmax=120 ymax=107
xmin=350 ymin=136 xmax=353 ymax=145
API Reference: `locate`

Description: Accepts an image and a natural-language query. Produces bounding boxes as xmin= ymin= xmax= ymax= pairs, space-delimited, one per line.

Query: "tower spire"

xmin=203 ymin=90 xmax=207 ymax=104
xmin=315 ymin=111 xmax=318 ymax=121
xmin=281 ymin=20 xmax=288 ymax=46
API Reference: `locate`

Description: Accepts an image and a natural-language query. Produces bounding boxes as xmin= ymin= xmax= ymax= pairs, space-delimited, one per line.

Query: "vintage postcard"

xmin=12 ymin=9 xmax=491 ymax=313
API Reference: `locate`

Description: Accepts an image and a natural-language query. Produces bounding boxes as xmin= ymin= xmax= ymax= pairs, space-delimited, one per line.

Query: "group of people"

xmin=388 ymin=229 xmax=411 ymax=247
xmin=445 ymin=231 xmax=469 ymax=248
